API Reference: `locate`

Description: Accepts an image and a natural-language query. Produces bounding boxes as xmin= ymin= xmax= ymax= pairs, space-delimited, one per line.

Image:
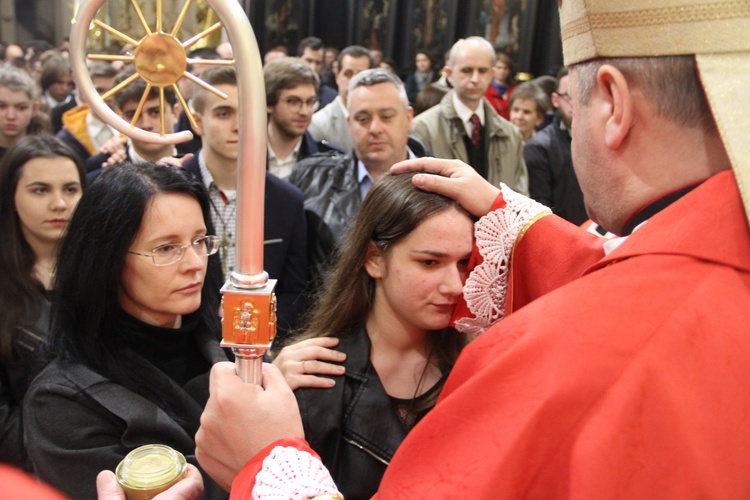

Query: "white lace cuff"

xmin=455 ymin=184 xmax=550 ymax=336
xmin=253 ymin=446 xmax=343 ymax=500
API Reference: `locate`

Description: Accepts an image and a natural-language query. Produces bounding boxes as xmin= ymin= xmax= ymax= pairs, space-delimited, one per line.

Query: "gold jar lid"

xmin=116 ymin=444 xmax=187 ymax=500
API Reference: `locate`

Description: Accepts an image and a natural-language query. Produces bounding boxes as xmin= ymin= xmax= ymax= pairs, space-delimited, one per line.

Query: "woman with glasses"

xmin=0 ymin=135 xmax=85 ymax=471
xmin=23 ymin=162 xmax=228 ymax=499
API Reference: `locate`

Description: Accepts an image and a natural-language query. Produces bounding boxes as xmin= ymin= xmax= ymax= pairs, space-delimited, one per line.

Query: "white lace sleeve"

xmin=252 ymin=446 xmax=343 ymax=500
xmin=455 ymin=184 xmax=551 ymax=337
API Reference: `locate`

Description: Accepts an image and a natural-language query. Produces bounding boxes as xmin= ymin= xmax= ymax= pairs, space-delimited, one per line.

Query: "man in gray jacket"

xmin=411 ymin=37 xmax=528 ymax=195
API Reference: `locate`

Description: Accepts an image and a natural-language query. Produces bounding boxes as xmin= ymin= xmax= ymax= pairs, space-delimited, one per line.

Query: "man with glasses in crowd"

xmin=264 ymin=57 xmax=332 ymax=180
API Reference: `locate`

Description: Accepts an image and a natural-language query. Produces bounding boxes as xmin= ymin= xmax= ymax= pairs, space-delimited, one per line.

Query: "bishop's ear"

xmin=597 ymin=64 xmax=634 ymax=150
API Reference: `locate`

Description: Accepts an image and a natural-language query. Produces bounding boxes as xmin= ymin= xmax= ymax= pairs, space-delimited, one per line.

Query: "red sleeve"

xmin=505 ymin=215 xmax=604 ymax=315
xmin=0 ymin=465 xmax=68 ymax=500
xmin=229 ymin=437 xmax=319 ymax=500
xmin=452 ymin=191 xmax=604 ymax=328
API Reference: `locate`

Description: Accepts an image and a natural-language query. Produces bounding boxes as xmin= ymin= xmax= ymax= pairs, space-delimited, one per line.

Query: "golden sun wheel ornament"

xmin=70 ymin=0 xmax=237 ymax=143
xmin=71 ymin=0 xmax=275 ymax=385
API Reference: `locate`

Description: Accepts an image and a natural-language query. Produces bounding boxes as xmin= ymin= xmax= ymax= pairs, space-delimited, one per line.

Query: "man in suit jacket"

xmin=184 ymin=65 xmax=309 ymax=344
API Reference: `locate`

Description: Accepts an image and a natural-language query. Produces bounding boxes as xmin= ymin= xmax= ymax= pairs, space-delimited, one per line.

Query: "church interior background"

xmin=1 ymin=0 xmax=563 ymax=79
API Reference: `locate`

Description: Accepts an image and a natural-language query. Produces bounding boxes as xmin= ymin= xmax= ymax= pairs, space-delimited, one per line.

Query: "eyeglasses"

xmin=279 ymin=96 xmax=318 ymax=110
xmin=128 ymin=235 xmax=220 ymax=266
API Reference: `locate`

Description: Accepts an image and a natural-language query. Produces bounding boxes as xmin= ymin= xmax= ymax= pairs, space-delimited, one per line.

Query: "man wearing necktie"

xmin=411 ymin=36 xmax=528 ymax=195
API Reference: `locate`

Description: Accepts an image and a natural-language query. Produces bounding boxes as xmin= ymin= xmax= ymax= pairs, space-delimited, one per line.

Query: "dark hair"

xmin=26 ymin=112 xmax=51 ymax=137
xmin=415 ymin=49 xmax=433 ymax=68
xmin=293 ymin=172 xmax=472 ymax=405
xmin=414 ymin=83 xmax=449 ymax=115
xmin=338 ymin=45 xmax=374 ymax=69
xmin=9 ymin=57 xmax=26 ymax=70
xmin=24 ymin=40 xmax=53 ymax=58
xmin=264 ymin=57 xmax=320 ymax=106
xmin=380 ymin=58 xmax=398 ymax=74
xmin=530 ymin=75 xmax=557 ymax=99
xmin=192 ymin=66 xmax=236 ymax=113
xmin=89 ymin=61 xmax=118 ymax=79
xmin=39 ymin=55 xmax=70 ymax=92
xmin=495 ymin=51 xmax=514 ymax=71
xmin=184 ymin=47 xmax=221 ymax=74
xmin=48 ymin=162 xmax=221 ymax=413
xmin=113 ymin=68 xmax=177 ymax=110
xmin=0 ymin=135 xmax=85 ymax=364
xmin=297 ymin=36 xmax=324 ymax=56
xmin=187 ymin=47 xmax=220 ymax=60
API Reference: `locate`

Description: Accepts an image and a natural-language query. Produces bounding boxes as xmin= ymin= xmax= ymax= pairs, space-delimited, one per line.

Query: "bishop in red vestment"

xmin=193 ymin=1 xmax=750 ymax=498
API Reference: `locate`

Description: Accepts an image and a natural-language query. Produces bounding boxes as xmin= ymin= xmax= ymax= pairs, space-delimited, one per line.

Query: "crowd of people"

xmin=1 ymin=0 xmax=750 ymax=497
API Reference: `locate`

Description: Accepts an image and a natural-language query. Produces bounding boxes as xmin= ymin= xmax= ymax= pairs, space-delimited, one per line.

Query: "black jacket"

xmin=50 ymin=99 xmax=77 ymax=134
xmin=175 ymin=109 xmax=203 ymax=156
xmin=0 ymin=298 xmax=50 ymax=470
xmin=23 ymin=312 xmax=228 ymax=500
xmin=289 ymin=151 xmax=361 ymax=280
xmin=524 ymin=113 xmax=588 ymax=225
xmin=295 ymin=326 xmax=409 ymax=500
xmin=288 ymin=137 xmax=428 ymax=280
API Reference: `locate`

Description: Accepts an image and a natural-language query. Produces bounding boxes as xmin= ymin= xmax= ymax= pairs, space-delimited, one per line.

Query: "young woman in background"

xmin=0 ymin=135 xmax=84 ymax=470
